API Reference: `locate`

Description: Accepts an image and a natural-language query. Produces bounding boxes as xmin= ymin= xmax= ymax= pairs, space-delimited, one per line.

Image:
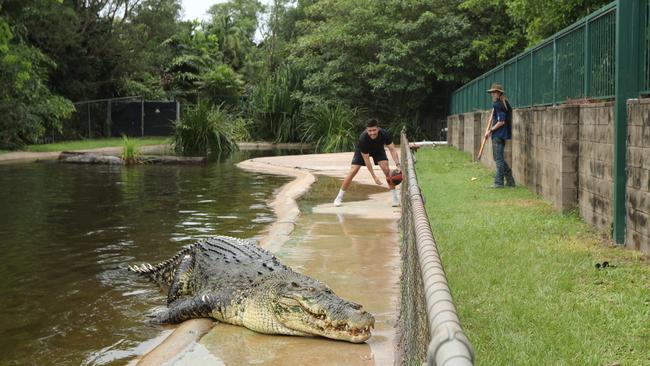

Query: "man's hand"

xmin=484 ymin=130 xmax=492 ymax=139
xmin=374 ymin=175 xmax=383 ymax=185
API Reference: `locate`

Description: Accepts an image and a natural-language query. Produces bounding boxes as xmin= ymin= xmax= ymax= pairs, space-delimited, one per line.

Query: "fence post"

xmin=584 ymin=17 xmax=591 ymax=97
xmin=106 ymin=100 xmax=112 ymax=137
xmin=141 ymin=98 xmax=145 ymax=137
xmin=553 ymin=37 xmax=557 ymax=104
xmin=87 ymin=103 xmax=91 ymax=138
xmin=530 ymin=51 xmax=534 ymax=106
xmin=613 ymin=0 xmax=642 ymax=244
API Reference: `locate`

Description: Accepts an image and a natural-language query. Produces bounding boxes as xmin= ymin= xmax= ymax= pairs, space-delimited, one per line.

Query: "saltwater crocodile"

xmin=129 ymin=236 xmax=375 ymax=343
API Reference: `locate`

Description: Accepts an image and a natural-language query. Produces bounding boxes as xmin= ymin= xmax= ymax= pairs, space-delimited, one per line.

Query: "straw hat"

xmin=486 ymin=82 xmax=505 ymax=94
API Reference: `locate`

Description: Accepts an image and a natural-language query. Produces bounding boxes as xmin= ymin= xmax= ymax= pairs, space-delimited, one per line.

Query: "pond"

xmin=0 ymin=150 xmax=295 ymax=366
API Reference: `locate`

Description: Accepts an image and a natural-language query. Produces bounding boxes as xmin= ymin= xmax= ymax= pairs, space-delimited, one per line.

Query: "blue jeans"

xmin=492 ymin=136 xmax=514 ymax=186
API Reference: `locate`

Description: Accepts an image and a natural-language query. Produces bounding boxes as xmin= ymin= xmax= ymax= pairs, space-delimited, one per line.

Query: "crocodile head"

xmin=259 ymin=273 xmax=375 ymax=343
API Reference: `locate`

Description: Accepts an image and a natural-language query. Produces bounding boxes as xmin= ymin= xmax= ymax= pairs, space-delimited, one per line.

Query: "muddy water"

xmin=177 ymin=177 xmax=401 ymax=365
xmin=0 ymin=150 xmax=294 ymax=366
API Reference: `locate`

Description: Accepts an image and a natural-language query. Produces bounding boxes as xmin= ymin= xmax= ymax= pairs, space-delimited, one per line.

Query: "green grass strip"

xmin=415 ymin=147 xmax=649 ymax=366
xmin=25 ymin=137 xmax=170 ymax=152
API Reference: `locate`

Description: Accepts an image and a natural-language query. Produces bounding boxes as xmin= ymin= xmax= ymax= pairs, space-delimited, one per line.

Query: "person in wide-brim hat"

xmin=484 ymin=82 xmax=515 ymax=188
xmin=486 ymin=83 xmax=505 ymax=94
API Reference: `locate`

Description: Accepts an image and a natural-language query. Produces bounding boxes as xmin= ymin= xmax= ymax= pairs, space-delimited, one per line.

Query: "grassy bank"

xmin=415 ymin=147 xmax=649 ymax=365
xmin=25 ymin=137 xmax=169 ymax=152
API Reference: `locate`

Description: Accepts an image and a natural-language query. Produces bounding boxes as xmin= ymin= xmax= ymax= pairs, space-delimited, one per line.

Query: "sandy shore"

xmin=136 ymin=151 xmax=401 ymax=365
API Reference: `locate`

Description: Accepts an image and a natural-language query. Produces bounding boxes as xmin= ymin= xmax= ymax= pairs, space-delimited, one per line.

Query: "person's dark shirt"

xmin=492 ymin=100 xmax=512 ymax=140
xmin=356 ymin=128 xmax=393 ymax=154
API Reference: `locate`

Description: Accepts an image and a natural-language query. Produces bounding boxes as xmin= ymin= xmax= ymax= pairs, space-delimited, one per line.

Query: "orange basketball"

xmin=390 ymin=169 xmax=402 ymax=186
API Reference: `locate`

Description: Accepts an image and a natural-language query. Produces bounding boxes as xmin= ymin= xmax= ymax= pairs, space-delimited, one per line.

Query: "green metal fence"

xmin=449 ymin=1 xmax=648 ymax=115
xmin=645 ymin=0 xmax=650 ymax=93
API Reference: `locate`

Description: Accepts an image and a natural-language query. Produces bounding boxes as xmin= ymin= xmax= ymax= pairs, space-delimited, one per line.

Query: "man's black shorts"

xmin=351 ymin=149 xmax=388 ymax=166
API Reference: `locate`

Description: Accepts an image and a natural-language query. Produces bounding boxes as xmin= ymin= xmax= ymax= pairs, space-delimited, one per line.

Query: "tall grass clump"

xmin=301 ymin=102 xmax=361 ymax=153
xmin=387 ymin=116 xmax=428 ymax=141
xmin=249 ymin=64 xmax=303 ymax=142
xmin=172 ymin=101 xmax=237 ymax=156
xmin=121 ymin=135 xmax=140 ymax=164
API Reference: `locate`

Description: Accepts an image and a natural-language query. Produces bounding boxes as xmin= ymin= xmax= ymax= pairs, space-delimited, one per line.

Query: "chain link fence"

xmin=396 ymin=131 xmax=474 ymax=366
xmin=44 ymin=96 xmax=180 ymax=143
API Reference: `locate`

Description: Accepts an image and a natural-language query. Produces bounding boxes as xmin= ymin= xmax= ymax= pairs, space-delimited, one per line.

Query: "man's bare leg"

xmin=379 ymin=160 xmax=399 ymax=207
xmin=334 ymin=165 xmax=362 ymax=206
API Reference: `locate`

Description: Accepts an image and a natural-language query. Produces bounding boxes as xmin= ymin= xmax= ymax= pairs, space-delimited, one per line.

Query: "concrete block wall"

xmin=450 ymin=114 xmax=464 ymax=151
xmin=626 ymin=99 xmax=650 ymax=253
xmin=462 ymin=112 xmax=482 ymax=158
xmin=578 ymin=102 xmax=614 ymax=233
xmin=508 ymin=106 xmax=579 ymax=211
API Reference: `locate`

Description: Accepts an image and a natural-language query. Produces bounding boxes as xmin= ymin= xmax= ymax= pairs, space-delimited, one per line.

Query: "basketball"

xmin=390 ymin=169 xmax=402 ymax=186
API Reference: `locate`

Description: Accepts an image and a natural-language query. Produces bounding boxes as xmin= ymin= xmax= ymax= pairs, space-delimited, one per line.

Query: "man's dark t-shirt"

xmin=356 ymin=128 xmax=393 ymax=154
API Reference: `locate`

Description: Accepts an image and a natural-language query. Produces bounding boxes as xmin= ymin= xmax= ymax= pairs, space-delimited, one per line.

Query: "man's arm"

xmin=485 ymin=104 xmax=506 ymax=138
xmin=387 ymin=143 xmax=400 ymax=170
xmin=362 ymin=153 xmax=382 ymax=185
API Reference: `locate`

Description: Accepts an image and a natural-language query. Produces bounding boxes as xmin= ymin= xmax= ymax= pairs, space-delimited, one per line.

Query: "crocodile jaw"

xmin=274 ymin=295 xmax=375 ymax=343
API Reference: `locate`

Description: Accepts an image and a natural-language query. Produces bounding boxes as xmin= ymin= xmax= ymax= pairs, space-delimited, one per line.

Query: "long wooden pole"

xmin=476 ymin=109 xmax=494 ymax=160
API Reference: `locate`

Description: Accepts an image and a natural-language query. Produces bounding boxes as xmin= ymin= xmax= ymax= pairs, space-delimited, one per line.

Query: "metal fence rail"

xmin=449 ymin=0 xmax=650 ymax=114
xmin=397 ymin=131 xmax=473 ymax=366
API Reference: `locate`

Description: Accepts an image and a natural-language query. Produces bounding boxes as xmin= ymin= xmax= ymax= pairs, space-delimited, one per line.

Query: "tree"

xmin=288 ymin=0 xmax=470 ymax=124
xmin=505 ymin=0 xmax=612 ymax=44
xmin=0 ymin=13 xmax=74 ymax=148
xmin=206 ymin=0 xmax=265 ymax=82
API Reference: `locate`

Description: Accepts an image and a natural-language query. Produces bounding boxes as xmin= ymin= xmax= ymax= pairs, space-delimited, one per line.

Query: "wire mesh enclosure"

xmin=396 ymin=132 xmax=474 ymax=366
xmin=45 ymin=97 xmax=179 ymax=143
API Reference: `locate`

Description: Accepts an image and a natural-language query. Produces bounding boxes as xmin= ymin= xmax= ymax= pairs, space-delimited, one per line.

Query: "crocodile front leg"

xmin=153 ymin=294 xmax=219 ymax=324
xmin=167 ymin=254 xmax=195 ymax=305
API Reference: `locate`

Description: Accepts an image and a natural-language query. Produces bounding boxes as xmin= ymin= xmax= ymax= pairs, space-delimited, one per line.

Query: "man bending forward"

xmin=333 ymin=118 xmax=400 ymax=207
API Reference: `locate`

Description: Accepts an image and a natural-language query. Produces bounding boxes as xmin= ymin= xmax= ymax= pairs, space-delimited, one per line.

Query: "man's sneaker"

xmin=506 ymin=180 xmax=516 ymax=187
xmin=486 ymin=184 xmax=504 ymax=189
xmin=333 ymin=197 xmax=342 ymax=207
xmin=391 ymin=195 xmax=400 ymax=207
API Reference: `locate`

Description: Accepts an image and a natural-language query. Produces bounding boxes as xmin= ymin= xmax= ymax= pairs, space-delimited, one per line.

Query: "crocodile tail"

xmin=129 ymin=244 xmax=196 ymax=287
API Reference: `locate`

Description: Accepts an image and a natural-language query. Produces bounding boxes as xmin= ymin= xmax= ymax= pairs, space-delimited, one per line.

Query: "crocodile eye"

xmin=290 ymin=282 xmax=300 ymax=288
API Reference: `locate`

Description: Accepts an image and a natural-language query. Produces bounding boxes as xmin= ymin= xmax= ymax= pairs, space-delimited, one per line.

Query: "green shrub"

xmin=301 ymin=102 xmax=361 ymax=153
xmin=249 ymin=64 xmax=303 ymax=142
xmin=172 ymin=101 xmax=237 ymax=156
xmin=386 ymin=117 xmax=428 ymax=142
xmin=121 ymin=135 xmax=140 ymax=164
xmin=227 ymin=115 xmax=252 ymax=142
